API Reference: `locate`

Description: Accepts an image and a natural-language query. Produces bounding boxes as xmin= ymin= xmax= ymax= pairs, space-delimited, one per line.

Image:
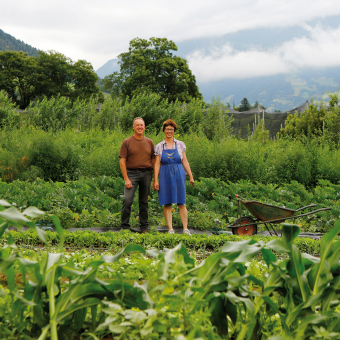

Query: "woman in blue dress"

xmin=153 ymin=119 xmax=195 ymax=235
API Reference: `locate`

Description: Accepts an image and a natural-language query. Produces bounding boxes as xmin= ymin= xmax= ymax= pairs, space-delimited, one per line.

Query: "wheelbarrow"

xmin=228 ymin=194 xmax=331 ymax=236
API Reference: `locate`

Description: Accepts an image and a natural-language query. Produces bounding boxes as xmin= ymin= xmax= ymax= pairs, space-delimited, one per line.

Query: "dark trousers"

xmin=121 ymin=169 xmax=152 ymax=230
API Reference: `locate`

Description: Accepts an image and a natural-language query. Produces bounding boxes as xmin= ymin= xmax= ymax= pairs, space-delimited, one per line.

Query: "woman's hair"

xmin=162 ymin=119 xmax=177 ymax=132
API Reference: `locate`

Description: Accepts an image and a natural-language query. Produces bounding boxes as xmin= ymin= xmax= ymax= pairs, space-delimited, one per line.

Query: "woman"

xmin=153 ymin=119 xmax=195 ymax=235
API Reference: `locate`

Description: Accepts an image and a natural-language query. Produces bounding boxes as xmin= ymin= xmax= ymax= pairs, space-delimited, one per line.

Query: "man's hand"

xmin=153 ymin=180 xmax=159 ymax=191
xmin=190 ymin=178 xmax=195 ymax=188
xmin=120 ymin=158 xmax=132 ymax=188
xmin=125 ymin=178 xmax=132 ymax=189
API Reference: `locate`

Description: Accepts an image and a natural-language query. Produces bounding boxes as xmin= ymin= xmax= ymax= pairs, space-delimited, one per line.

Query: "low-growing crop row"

xmin=2 ymin=228 xmax=321 ymax=255
xmin=1 ymin=176 xmax=340 ymax=233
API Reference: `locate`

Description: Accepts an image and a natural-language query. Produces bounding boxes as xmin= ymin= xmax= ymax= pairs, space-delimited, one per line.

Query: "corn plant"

xmin=1 ymin=197 xmax=340 ymax=339
xmin=0 ymin=201 xmax=154 ymax=340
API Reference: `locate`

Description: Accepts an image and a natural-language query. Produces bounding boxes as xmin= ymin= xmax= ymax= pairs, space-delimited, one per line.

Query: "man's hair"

xmin=162 ymin=119 xmax=177 ymax=132
xmin=133 ymin=117 xmax=145 ymax=125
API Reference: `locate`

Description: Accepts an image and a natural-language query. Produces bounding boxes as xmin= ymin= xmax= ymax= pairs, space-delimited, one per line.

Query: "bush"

xmin=28 ymin=133 xmax=81 ymax=181
xmin=24 ymin=95 xmax=77 ymax=131
xmin=202 ymin=96 xmax=233 ymax=140
xmin=270 ymin=138 xmax=312 ymax=186
xmin=1 ymin=122 xmax=340 ymax=186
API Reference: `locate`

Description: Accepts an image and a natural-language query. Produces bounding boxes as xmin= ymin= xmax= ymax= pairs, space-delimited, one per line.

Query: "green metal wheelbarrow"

xmin=228 ymin=194 xmax=331 ymax=236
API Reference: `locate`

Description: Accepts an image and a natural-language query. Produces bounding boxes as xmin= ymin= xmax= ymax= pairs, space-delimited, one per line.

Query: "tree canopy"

xmin=0 ymin=50 xmax=102 ymax=109
xmin=103 ymin=37 xmax=203 ymax=103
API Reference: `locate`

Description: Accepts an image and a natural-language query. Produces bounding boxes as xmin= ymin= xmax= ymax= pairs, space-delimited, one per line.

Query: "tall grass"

xmin=0 ymin=126 xmax=339 ymax=186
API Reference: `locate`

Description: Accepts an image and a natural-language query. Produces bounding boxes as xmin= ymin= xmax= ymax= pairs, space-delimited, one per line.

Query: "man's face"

xmin=133 ymin=119 xmax=145 ymax=136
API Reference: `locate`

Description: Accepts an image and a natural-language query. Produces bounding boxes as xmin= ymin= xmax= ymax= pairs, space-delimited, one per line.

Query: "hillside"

xmin=0 ymin=29 xmax=38 ymax=56
xmin=96 ymin=58 xmax=120 ymax=79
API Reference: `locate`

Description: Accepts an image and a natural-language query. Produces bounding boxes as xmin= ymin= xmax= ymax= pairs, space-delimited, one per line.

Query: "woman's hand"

xmin=189 ymin=177 xmax=195 ymax=188
xmin=153 ymin=180 xmax=159 ymax=191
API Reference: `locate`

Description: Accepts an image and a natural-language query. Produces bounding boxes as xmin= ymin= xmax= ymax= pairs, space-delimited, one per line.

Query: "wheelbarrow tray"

xmin=241 ymin=200 xmax=297 ymax=224
xmin=229 ymin=195 xmax=331 ymax=237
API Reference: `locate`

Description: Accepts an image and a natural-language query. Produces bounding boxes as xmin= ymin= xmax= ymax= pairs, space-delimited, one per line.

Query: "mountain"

xmin=96 ymin=58 xmax=120 ymax=79
xmin=0 ymin=29 xmax=38 ymax=57
xmin=199 ymin=68 xmax=340 ymax=112
xmin=96 ymin=14 xmax=340 ymax=111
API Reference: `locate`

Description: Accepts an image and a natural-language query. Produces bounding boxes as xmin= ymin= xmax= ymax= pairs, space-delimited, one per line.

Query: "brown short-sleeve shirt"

xmin=119 ymin=136 xmax=155 ymax=169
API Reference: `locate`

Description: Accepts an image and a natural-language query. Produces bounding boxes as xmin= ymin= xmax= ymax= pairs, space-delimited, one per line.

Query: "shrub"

xmin=28 ymin=133 xmax=81 ymax=181
xmin=24 ymin=95 xmax=77 ymax=131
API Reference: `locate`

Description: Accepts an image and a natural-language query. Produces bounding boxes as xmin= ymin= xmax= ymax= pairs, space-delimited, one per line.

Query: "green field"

xmin=1 ymin=92 xmax=340 ymax=339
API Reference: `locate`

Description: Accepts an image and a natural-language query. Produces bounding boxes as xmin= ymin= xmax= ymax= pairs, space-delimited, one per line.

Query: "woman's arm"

xmin=153 ymin=155 xmax=161 ymax=190
xmin=181 ymin=151 xmax=194 ymax=188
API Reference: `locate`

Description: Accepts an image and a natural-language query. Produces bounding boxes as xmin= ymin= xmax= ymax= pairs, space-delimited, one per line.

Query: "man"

xmin=119 ymin=117 xmax=155 ymax=233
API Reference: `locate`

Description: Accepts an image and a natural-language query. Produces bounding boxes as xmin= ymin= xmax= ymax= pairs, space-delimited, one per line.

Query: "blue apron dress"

xmin=158 ymin=142 xmax=186 ymax=206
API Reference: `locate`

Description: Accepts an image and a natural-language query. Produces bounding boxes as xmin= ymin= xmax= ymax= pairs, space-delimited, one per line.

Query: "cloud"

xmin=1 ymin=0 xmax=340 ymax=68
xmin=187 ymin=25 xmax=340 ymax=82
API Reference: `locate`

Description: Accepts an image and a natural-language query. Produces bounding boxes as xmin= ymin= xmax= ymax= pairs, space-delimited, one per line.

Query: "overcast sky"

xmin=2 ymin=0 xmax=340 ymax=82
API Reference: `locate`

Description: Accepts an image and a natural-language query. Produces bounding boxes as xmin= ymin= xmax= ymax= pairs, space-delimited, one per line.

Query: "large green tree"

xmin=0 ymin=51 xmax=43 ymax=109
xmin=0 ymin=50 xmax=102 ymax=109
xmin=103 ymin=37 xmax=202 ymax=103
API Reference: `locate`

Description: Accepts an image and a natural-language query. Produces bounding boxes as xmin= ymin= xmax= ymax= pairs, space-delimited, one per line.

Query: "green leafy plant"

xmin=1 ymin=195 xmax=340 ymax=339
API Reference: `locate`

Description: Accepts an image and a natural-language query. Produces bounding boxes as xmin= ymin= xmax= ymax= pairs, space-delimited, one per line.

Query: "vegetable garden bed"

xmin=1 ymin=199 xmax=340 ymax=339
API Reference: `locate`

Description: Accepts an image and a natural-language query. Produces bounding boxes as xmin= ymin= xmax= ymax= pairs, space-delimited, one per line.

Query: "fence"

xmin=227 ymin=101 xmax=309 ymax=138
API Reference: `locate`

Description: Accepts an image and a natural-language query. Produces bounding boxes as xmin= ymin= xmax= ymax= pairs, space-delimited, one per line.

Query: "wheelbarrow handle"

xmin=295 ymin=204 xmax=317 ymax=212
xmin=235 ymin=194 xmax=245 ymax=200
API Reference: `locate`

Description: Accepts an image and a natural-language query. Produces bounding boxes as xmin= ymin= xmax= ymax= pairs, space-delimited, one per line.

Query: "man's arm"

xmin=120 ymin=158 xmax=132 ymax=188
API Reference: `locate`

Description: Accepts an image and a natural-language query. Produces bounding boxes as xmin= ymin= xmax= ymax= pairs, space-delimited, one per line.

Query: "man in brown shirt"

xmin=119 ymin=117 xmax=155 ymax=232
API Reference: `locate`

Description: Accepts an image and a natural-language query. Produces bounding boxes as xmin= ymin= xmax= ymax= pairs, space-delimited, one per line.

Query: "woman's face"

xmin=164 ymin=126 xmax=175 ymax=138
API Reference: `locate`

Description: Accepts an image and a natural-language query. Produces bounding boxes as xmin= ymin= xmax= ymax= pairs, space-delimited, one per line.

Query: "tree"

xmin=0 ymin=50 xmax=102 ymax=109
xmin=36 ymin=50 xmax=74 ymax=99
xmin=238 ymin=98 xmax=251 ymax=112
xmin=103 ymin=37 xmax=202 ymax=103
xmin=72 ymin=59 xmax=103 ymax=101
xmin=37 ymin=51 xmax=103 ymax=102
xmin=0 ymin=51 xmax=43 ymax=108
xmin=281 ymin=99 xmax=325 ymax=138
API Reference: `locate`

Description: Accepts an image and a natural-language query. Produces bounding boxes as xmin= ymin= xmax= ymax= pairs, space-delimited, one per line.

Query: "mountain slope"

xmin=96 ymin=58 xmax=120 ymax=79
xmin=0 ymin=29 xmax=38 ymax=56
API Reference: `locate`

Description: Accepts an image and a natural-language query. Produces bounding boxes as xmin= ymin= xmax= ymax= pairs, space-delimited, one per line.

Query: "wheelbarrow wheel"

xmin=232 ymin=217 xmax=257 ymax=236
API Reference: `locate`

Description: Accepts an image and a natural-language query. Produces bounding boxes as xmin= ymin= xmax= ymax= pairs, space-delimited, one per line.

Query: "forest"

xmin=0 ymin=29 xmax=37 ymax=57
